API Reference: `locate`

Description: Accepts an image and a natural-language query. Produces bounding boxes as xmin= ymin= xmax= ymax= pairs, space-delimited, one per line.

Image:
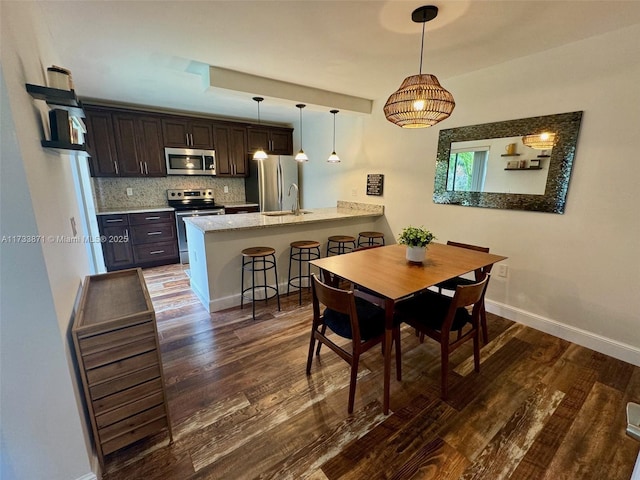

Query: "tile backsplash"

xmin=93 ymin=177 xmax=246 ymax=211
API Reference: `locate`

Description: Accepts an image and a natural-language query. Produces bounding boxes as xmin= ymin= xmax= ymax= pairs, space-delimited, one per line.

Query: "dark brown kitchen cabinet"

xmin=85 ymin=107 xmax=119 ymax=176
xmin=85 ymin=106 xmax=165 ymax=177
xmin=247 ymin=126 xmax=293 ymax=156
xmin=112 ymin=113 xmax=166 ymax=177
xmin=213 ymin=124 xmax=248 ymax=177
xmin=224 ymin=205 xmax=259 ymax=214
xmin=162 ymin=117 xmax=214 ymax=149
xmin=98 ymin=211 xmax=178 ymax=271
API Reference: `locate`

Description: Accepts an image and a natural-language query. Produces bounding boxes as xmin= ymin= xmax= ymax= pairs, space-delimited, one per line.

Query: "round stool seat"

xmin=242 ymin=246 xmax=276 ymax=257
xmin=240 ymin=246 xmax=280 ymax=320
xmin=357 ymin=231 xmax=385 ymax=247
xmin=290 ymin=240 xmax=321 ymax=249
xmin=288 ymin=240 xmax=321 ymax=305
xmin=328 ymin=235 xmax=356 ymax=243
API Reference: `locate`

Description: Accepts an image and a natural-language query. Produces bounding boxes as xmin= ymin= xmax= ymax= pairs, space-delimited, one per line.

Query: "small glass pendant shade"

xmin=253 ymin=148 xmax=268 ymax=160
xmin=383 ymin=74 xmax=455 ymax=128
xmin=327 ymin=151 xmax=340 ymax=163
xmin=295 ymin=150 xmax=308 ymax=161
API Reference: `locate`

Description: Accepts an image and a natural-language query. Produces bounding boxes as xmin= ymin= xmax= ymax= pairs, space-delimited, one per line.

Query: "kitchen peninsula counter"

xmin=185 ymin=201 xmax=387 ymax=312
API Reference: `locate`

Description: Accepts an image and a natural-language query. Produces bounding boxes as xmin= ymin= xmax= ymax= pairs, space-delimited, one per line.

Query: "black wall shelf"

xmin=500 ymin=153 xmax=521 ymax=157
xmin=26 ymin=83 xmax=88 ymax=155
xmin=504 ymin=167 xmax=542 ymax=171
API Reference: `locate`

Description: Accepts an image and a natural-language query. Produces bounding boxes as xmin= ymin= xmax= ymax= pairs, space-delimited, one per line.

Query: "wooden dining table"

xmin=309 ymin=242 xmax=507 ymax=414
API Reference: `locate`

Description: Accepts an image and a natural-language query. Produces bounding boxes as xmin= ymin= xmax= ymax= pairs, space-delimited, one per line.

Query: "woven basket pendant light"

xmin=384 ymin=5 xmax=455 ymax=128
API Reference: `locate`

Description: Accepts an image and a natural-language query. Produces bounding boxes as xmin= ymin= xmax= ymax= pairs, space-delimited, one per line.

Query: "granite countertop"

xmin=97 ymin=206 xmax=174 ymax=215
xmin=185 ymin=201 xmax=384 ymax=233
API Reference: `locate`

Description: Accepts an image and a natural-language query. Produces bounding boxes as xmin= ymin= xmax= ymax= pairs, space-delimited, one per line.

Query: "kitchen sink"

xmin=262 ymin=210 xmax=313 ymax=217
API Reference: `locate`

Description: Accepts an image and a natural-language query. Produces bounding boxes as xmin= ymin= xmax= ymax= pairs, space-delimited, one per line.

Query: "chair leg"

xmin=440 ymin=343 xmax=450 ymax=400
xmin=315 ymin=324 xmax=327 ymax=356
xmin=347 ymin=354 xmax=359 ymax=414
xmin=473 ymin=329 xmax=481 ymax=373
xmin=306 ymin=330 xmax=316 ymax=374
xmin=480 ymin=301 xmax=489 ymax=345
xmin=394 ymin=327 xmax=402 ymax=381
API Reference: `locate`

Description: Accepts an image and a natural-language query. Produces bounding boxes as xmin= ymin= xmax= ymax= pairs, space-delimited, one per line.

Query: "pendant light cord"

xmin=332 ymin=112 xmax=336 ymax=151
xmin=419 ymin=16 xmax=426 ymax=75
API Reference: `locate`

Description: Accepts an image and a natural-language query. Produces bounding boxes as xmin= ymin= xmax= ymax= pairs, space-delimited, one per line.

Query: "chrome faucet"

xmin=288 ymin=183 xmax=301 ymax=215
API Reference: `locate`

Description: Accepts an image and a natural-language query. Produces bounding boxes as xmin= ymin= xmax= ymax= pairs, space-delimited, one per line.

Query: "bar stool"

xmin=358 ymin=231 xmax=385 ymax=247
xmin=241 ymin=246 xmax=280 ymax=320
xmin=288 ymin=240 xmax=321 ymax=305
xmin=326 ymin=235 xmax=356 ymax=256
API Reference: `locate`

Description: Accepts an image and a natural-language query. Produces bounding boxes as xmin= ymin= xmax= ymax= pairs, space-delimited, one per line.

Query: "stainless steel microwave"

xmin=165 ymin=148 xmax=216 ymax=175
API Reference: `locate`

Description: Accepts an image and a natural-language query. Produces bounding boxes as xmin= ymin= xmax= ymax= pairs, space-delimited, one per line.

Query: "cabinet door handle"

xmin=114 ymin=161 xmax=119 ymax=175
xmin=105 ymin=218 xmax=124 ymax=223
xmin=147 ymin=231 xmax=163 ymax=236
xmin=144 ymin=162 xmax=149 ymax=175
xmin=140 ymin=161 xmax=144 ymax=175
xmin=149 ymin=250 xmax=165 ymax=255
xmin=145 ymin=216 xmax=160 ymax=220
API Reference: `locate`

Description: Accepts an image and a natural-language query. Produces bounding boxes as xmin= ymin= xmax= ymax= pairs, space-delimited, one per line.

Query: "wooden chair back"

xmin=441 ymin=275 xmax=489 ymax=335
xmin=446 ymin=241 xmax=492 ymax=280
xmin=311 ymin=274 xmax=361 ymax=343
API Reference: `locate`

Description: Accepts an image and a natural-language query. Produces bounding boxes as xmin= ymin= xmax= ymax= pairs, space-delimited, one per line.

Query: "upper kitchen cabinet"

xmin=112 ymin=112 xmax=166 ymax=176
xmin=213 ymin=124 xmax=248 ymax=177
xmin=85 ymin=105 xmax=166 ymax=177
xmin=85 ymin=106 xmax=119 ymax=176
xmin=247 ymin=126 xmax=293 ymax=156
xmin=162 ymin=117 xmax=214 ymax=149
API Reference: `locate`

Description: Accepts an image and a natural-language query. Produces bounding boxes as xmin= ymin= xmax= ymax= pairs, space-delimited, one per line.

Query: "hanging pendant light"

xmin=252 ymin=97 xmax=268 ymax=160
xmin=522 ymin=132 xmax=556 ymax=150
xmin=384 ymin=5 xmax=455 ymax=128
xmin=294 ymin=104 xmax=308 ymax=162
xmin=327 ymin=109 xmax=340 ymax=163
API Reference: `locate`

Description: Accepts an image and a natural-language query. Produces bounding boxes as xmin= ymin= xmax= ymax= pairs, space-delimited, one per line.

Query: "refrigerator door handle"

xmin=277 ymin=160 xmax=283 ymax=210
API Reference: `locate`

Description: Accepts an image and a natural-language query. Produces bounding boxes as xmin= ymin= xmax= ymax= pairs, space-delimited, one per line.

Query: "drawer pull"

xmin=105 ymin=219 xmax=124 ymax=223
xmin=149 ymin=250 xmax=165 ymax=255
xmin=147 ymin=231 xmax=163 ymax=236
xmin=145 ymin=216 xmax=161 ymax=220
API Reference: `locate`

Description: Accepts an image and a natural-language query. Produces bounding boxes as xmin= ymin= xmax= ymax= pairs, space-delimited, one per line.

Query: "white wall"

xmin=1 ymin=2 xmax=95 ymax=479
xmin=302 ymin=24 xmax=640 ymax=364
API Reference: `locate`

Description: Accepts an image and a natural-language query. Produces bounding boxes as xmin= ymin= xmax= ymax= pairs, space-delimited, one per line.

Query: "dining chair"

xmin=395 ymin=275 xmax=489 ymax=400
xmin=306 ymin=273 xmax=401 ymax=414
xmin=435 ymin=241 xmax=493 ymax=344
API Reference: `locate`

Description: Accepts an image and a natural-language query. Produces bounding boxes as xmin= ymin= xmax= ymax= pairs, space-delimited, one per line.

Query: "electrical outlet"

xmin=224 ymin=185 xmax=229 ymax=193
xmin=126 ymin=187 xmax=133 ymax=196
xmin=497 ymin=264 xmax=508 ymax=278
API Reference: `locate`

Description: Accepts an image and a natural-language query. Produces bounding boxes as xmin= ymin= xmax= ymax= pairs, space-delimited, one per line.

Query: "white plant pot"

xmin=406 ymin=245 xmax=426 ymax=263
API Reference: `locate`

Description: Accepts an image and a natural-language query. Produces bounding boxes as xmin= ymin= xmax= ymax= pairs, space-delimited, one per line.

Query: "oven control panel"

xmin=167 ymin=189 xmax=213 ymax=200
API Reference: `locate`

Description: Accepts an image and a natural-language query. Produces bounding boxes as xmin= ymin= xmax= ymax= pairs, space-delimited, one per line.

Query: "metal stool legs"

xmin=241 ymin=247 xmax=280 ymax=320
xmin=287 ymin=241 xmax=321 ymax=305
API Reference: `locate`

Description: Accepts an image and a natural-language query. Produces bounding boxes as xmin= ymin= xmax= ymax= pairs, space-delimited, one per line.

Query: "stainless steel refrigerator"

xmin=245 ymin=155 xmax=299 ymax=212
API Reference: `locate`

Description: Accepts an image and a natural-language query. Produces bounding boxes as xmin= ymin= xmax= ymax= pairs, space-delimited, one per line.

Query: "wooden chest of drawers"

xmin=72 ymin=268 xmax=173 ymax=467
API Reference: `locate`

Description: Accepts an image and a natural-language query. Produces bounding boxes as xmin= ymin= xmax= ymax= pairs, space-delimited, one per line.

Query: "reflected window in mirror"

xmin=433 ymin=111 xmax=583 ymax=214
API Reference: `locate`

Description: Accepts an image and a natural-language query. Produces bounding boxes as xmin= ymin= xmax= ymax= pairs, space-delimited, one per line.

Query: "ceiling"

xmin=36 ymin=0 xmax=640 ymax=125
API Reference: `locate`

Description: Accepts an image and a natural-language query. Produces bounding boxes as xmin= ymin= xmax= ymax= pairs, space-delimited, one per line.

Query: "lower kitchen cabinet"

xmin=72 ymin=268 xmax=173 ymax=467
xmin=98 ymin=211 xmax=179 ymax=271
xmin=224 ymin=205 xmax=259 ymax=214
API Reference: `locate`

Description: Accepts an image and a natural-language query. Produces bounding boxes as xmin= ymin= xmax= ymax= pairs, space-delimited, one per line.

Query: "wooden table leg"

xmin=383 ymin=300 xmax=395 ymax=415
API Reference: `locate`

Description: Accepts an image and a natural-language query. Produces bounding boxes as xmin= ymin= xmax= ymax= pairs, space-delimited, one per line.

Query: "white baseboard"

xmin=76 ymin=473 xmax=97 ymax=480
xmin=486 ymin=299 xmax=640 ymax=367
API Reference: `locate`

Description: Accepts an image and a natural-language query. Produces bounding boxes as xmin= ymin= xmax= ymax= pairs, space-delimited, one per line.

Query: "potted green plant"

xmin=398 ymin=225 xmax=436 ymax=263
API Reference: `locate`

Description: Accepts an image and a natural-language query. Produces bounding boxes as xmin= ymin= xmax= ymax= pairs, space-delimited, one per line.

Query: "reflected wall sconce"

xmin=327 ymin=109 xmax=340 ymax=163
xmin=384 ymin=5 xmax=455 ymax=128
xmin=252 ymin=97 xmax=268 ymax=160
xmin=294 ymin=104 xmax=308 ymax=162
xmin=522 ymin=132 xmax=557 ymax=150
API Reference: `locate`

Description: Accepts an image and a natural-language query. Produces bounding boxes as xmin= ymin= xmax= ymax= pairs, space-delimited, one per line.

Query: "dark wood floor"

xmin=101 ymin=264 xmax=640 ymax=480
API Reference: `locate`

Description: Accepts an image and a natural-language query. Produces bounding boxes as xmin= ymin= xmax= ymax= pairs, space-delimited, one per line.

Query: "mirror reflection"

xmin=446 ymin=136 xmax=551 ymax=195
xmin=433 ymin=111 xmax=583 ymax=214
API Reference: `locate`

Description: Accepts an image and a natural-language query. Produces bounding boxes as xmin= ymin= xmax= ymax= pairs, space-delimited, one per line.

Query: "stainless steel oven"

xmin=167 ymin=189 xmax=224 ymax=263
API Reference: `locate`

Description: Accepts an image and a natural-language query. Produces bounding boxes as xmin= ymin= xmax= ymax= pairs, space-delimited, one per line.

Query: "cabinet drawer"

xmin=96 ymin=390 xmax=165 ymax=428
xmin=83 ymin=335 xmax=157 ymax=370
xmin=130 ymin=223 xmax=176 ymax=245
xmin=133 ymin=241 xmax=178 ymax=264
xmin=98 ymin=214 xmax=129 ymax=227
xmin=78 ymin=321 xmax=155 ymax=356
xmin=86 ymin=350 xmax=159 ymax=385
xmin=100 ymin=407 xmax=167 ymax=455
xmin=129 ymin=211 xmax=174 ymax=225
xmin=90 ymin=364 xmax=161 ymax=401
xmin=93 ymin=377 xmax=163 ymax=416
